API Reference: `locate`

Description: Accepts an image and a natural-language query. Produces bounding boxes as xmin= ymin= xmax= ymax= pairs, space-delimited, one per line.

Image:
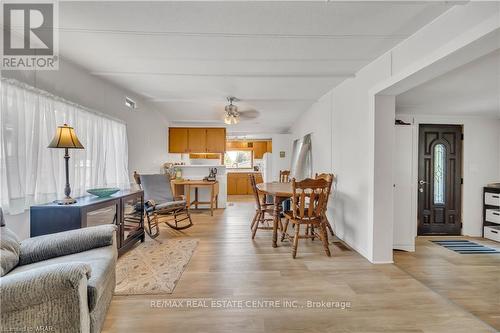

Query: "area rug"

xmin=115 ymin=238 xmax=198 ymax=295
xmin=432 ymin=240 xmax=500 ymax=254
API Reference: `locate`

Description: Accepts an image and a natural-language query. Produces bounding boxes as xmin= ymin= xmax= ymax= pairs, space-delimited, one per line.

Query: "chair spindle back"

xmin=249 ymin=174 xmax=262 ymax=210
xmin=279 ymin=170 xmax=291 ymax=183
xmin=290 ymin=178 xmax=329 ymax=220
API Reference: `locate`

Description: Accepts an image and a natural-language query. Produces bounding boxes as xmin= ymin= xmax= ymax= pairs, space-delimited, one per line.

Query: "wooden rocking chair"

xmin=134 ymin=172 xmax=193 ymax=238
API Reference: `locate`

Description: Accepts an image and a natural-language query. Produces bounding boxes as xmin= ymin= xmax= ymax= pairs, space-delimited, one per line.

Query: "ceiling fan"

xmin=224 ymin=97 xmax=259 ymax=125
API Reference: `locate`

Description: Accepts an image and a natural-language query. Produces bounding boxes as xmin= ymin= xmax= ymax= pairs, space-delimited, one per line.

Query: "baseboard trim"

xmin=393 ymin=245 xmax=415 ymax=252
xmin=371 ymin=260 xmax=394 ymax=264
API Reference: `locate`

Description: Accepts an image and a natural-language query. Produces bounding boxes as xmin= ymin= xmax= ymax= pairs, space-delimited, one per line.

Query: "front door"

xmin=418 ymin=124 xmax=462 ymax=235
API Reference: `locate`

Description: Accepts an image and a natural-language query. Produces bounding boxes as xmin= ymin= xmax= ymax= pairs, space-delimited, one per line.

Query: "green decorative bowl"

xmin=87 ymin=188 xmax=120 ymax=197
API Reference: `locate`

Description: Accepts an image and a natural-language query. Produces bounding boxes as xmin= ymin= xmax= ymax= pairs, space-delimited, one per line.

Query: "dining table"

xmin=256 ymin=181 xmax=293 ymax=248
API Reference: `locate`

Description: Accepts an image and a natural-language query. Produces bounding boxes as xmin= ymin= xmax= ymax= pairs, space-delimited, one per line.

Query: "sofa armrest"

xmin=19 ymin=225 xmax=117 ymax=266
xmin=0 ymin=263 xmax=91 ymax=313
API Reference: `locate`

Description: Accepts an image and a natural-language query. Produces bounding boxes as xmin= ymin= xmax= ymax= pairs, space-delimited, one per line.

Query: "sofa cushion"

xmin=10 ymin=245 xmax=116 ymax=311
xmin=1 ymin=227 xmax=21 ymax=277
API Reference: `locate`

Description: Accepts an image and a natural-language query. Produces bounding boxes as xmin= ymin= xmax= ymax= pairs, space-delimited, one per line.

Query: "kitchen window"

xmin=224 ymin=150 xmax=253 ymax=169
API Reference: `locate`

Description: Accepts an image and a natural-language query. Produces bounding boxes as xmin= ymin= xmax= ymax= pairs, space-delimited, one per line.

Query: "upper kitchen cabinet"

xmin=206 ymin=128 xmax=226 ymax=153
xmin=169 ymin=128 xmax=189 ymax=153
xmin=188 ymin=128 xmax=207 ymax=153
xmin=253 ymin=141 xmax=267 ymax=159
xmin=169 ymin=127 xmax=226 ymax=153
xmin=266 ymin=140 xmax=272 ymax=153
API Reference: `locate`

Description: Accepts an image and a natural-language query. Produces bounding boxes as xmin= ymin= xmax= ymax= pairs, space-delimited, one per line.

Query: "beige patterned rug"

xmin=115 ymin=238 xmax=198 ymax=295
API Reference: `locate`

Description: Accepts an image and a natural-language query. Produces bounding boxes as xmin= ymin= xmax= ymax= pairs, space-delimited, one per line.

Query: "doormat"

xmin=431 ymin=240 xmax=500 ymax=254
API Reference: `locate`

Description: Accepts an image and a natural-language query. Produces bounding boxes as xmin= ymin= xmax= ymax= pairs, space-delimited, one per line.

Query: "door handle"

xmin=419 ymin=180 xmax=428 ymax=185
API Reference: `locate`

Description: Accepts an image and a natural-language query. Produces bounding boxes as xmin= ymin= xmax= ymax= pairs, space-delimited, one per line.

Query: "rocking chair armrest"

xmin=145 ymin=199 xmax=157 ymax=209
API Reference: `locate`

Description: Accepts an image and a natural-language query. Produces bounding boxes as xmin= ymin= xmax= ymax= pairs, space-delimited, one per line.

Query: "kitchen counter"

xmin=227 ymin=169 xmax=261 ymax=174
xmin=177 ymin=165 xmax=225 ymax=168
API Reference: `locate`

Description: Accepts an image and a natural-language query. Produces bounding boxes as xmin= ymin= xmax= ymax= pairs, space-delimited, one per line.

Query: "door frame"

xmin=404 ymin=116 xmax=465 ymax=240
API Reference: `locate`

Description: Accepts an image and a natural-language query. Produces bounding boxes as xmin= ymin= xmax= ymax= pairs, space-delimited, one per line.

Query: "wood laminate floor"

xmin=394 ymin=237 xmax=500 ymax=331
xmin=103 ymin=201 xmax=497 ymax=333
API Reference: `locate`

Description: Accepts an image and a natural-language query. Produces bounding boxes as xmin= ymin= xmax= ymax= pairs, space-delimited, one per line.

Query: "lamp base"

xmin=54 ymin=197 xmax=77 ymax=205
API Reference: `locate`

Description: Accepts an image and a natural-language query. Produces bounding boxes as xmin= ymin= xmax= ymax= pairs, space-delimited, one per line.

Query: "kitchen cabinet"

xmin=253 ymin=141 xmax=267 ymax=159
xmin=226 ymin=140 xmax=272 ymax=158
xmin=169 ymin=127 xmax=226 ymax=153
xmin=227 ymin=172 xmax=263 ymax=195
xmin=226 ymin=141 xmax=249 ymax=149
xmin=206 ymin=128 xmax=226 ymax=152
xmin=188 ymin=128 xmax=207 ymax=153
xmin=189 ymin=153 xmax=221 ymax=160
xmin=236 ymin=176 xmax=249 ymax=195
xmin=169 ymin=128 xmax=189 ymax=153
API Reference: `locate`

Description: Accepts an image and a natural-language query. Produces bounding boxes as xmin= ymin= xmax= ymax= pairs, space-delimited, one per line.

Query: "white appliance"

xmin=290 ymin=134 xmax=312 ymax=180
xmin=262 ymin=152 xmax=273 ymax=183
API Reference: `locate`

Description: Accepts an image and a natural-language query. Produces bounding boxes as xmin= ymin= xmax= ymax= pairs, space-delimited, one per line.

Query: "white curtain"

xmin=0 ymin=78 xmax=130 ymax=214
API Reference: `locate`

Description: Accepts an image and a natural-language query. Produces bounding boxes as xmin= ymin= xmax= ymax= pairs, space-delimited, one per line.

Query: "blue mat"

xmin=431 ymin=240 xmax=500 ymax=254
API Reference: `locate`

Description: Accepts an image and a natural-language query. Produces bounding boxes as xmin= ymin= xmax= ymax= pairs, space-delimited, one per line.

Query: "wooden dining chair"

xmin=281 ymin=178 xmax=331 ymax=258
xmin=314 ymin=173 xmax=335 ymax=236
xmin=249 ymin=174 xmax=280 ymax=239
xmin=279 ymin=170 xmax=291 ymax=183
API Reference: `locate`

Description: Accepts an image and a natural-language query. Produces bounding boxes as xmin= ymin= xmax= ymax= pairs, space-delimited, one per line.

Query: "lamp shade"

xmin=48 ymin=124 xmax=84 ymax=149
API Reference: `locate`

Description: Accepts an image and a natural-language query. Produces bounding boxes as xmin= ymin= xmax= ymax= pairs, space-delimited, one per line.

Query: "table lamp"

xmin=48 ymin=124 xmax=84 ymax=204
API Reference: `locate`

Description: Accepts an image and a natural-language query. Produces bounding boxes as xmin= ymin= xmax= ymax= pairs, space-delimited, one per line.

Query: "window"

xmin=224 ymin=150 xmax=252 ymax=169
xmin=0 ymin=78 xmax=130 ymax=214
xmin=433 ymin=143 xmax=446 ymax=205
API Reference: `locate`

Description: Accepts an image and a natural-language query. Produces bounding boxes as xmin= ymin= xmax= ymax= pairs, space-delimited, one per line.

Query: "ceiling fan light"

xmin=224 ymin=112 xmax=239 ymax=125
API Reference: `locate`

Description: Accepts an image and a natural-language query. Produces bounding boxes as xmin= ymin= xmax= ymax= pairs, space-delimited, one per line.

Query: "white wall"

xmin=291 ymin=2 xmax=500 ymax=263
xmin=270 ymin=134 xmax=293 ymax=181
xmin=292 ymin=93 xmax=333 ymax=174
xmin=2 ymin=57 xmax=170 ymax=239
xmin=397 ymin=114 xmax=500 ymax=237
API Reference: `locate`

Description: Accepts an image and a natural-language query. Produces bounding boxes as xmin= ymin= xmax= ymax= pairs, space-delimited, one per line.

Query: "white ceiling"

xmin=396 ymin=49 xmax=500 ymax=118
xmin=57 ymin=1 xmax=454 ymax=133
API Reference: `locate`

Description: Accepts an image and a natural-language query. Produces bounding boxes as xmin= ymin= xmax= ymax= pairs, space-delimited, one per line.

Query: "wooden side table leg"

xmin=210 ymin=185 xmax=214 ymax=216
xmin=186 ymin=185 xmax=191 ymax=212
xmin=195 ymin=187 xmax=199 ymax=209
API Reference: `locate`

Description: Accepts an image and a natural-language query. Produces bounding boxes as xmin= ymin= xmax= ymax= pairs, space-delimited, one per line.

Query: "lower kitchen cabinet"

xmin=227 ymin=172 xmax=263 ymax=195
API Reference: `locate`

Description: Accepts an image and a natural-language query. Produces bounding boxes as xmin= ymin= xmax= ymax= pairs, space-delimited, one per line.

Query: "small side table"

xmin=172 ymin=180 xmax=219 ymax=216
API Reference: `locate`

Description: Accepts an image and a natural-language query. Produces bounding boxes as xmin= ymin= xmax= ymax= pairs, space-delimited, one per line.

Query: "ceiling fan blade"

xmin=239 ymin=110 xmax=260 ymax=119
